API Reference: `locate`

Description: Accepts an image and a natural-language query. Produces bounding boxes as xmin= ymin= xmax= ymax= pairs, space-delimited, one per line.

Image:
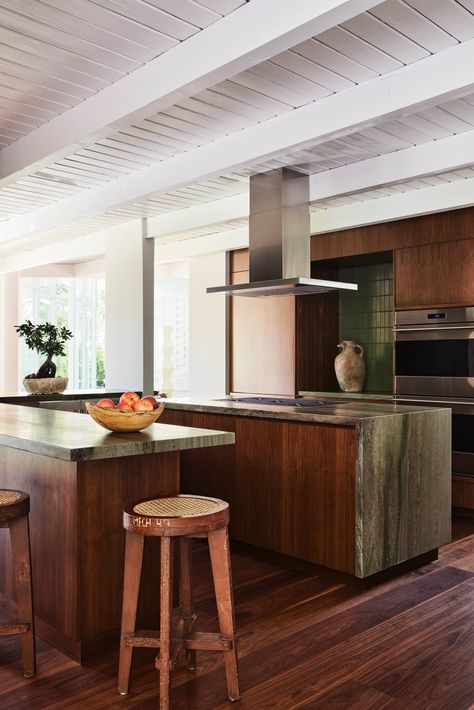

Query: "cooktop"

xmin=218 ymin=397 xmax=338 ymax=408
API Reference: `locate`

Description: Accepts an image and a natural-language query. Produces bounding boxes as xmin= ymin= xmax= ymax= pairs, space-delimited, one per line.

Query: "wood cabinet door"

xmin=395 ymin=238 xmax=474 ymax=309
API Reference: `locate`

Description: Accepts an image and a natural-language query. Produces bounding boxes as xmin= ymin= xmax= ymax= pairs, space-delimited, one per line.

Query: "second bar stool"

xmin=0 ymin=489 xmax=35 ymax=678
xmin=118 ymin=494 xmax=239 ymax=710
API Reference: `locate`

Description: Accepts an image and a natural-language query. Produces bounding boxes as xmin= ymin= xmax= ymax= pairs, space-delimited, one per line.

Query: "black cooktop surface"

xmin=219 ymin=397 xmax=338 ymax=407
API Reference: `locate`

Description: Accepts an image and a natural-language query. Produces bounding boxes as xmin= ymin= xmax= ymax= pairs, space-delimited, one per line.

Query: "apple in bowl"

xmin=96 ymin=398 xmax=115 ymax=409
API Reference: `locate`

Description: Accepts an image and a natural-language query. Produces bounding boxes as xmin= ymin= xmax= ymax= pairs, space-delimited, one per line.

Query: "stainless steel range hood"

xmin=207 ymin=167 xmax=357 ymax=297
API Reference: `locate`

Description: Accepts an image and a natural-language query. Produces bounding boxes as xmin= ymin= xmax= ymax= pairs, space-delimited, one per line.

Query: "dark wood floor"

xmin=1 ymin=516 xmax=474 ymax=709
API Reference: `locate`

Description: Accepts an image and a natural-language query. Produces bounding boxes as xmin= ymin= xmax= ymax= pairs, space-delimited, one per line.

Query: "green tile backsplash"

xmin=338 ymin=263 xmax=393 ymax=393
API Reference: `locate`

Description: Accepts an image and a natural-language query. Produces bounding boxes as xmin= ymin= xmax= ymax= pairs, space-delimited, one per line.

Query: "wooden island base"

xmin=0 ymin=448 xmax=179 ymax=662
xmin=161 ymin=403 xmax=452 ymax=584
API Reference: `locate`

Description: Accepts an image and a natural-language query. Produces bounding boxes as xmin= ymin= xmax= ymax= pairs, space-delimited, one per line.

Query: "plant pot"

xmin=23 ymin=377 xmax=69 ymax=395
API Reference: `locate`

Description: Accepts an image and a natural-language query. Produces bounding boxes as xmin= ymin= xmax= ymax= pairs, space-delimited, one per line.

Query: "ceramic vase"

xmin=334 ymin=340 xmax=365 ymax=393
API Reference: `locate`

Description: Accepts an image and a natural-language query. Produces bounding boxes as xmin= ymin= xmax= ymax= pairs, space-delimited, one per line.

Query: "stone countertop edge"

xmin=0 ymin=404 xmax=235 ymax=462
xmin=298 ymin=391 xmax=393 ymax=401
xmin=161 ymin=398 xmax=448 ymax=425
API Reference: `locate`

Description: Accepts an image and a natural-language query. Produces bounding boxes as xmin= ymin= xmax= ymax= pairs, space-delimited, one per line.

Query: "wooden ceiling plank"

xmin=0 ymin=6 xmax=143 ymax=73
xmin=0 ymin=0 xmax=168 ymax=62
xmin=418 ymin=106 xmax=474 ymax=132
xmin=144 ymin=0 xmax=222 ymax=27
xmin=230 ymin=70 xmax=308 ymax=107
xmin=271 ymin=47 xmax=354 ymax=92
xmin=39 ymin=0 xmax=180 ymax=51
xmin=317 ymin=25 xmax=403 ymax=72
xmin=91 ymin=0 xmax=200 ymax=40
xmin=404 ymin=0 xmax=474 ymax=42
xmin=257 ymin=56 xmax=340 ymax=97
xmin=290 ymin=38 xmax=378 ymax=82
xmin=0 ymin=0 xmax=386 ymax=185
xmin=214 ymin=79 xmax=292 ymax=116
xmin=342 ymin=12 xmax=430 ymax=63
xmin=370 ymin=0 xmax=458 ymax=52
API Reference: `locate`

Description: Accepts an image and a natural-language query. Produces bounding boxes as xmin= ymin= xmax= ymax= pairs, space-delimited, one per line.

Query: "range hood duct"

xmin=207 ymin=167 xmax=357 ymax=297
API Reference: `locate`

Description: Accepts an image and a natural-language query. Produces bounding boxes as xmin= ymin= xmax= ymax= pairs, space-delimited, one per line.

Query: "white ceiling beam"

xmin=310 ymin=177 xmax=474 ymax=234
xmin=0 ymin=0 xmax=384 ymax=187
xmin=148 ymin=193 xmax=248 ymax=238
xmin=0 ymin=231 xmax=105 ymax=274
xmin=310 ymin=131 xmax=474 ymax=202
xmin=3 ymin=38 xmax=474 ymax=243
xmin=155 ymin=227 xmax=248 ymax=262
xmin=148 ymin=131 xmax=474 ymax=237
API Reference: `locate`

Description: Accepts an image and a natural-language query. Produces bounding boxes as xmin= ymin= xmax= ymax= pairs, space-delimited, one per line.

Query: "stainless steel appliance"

xmin=207 ymin=168 xmax=357 ymax=298
xmin=394 ymin=306 xmax=474 ymax=476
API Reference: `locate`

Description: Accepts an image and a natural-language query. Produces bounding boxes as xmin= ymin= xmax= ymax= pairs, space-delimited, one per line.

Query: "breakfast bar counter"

xmin=0 ymin=404 xmax=234 ymax=662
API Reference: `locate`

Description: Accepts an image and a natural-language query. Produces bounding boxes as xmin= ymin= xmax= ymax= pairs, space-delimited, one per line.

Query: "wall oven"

xmin=394 ymin=306 xmax=474 ymax=477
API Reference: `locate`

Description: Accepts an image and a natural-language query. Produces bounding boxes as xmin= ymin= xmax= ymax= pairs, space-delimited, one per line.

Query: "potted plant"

xmin=15 ymin=320 xmax=73 ymax=394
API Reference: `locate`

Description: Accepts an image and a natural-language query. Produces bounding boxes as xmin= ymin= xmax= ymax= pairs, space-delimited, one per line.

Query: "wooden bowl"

xmin=85 ymin=401 xmax=165 ymax=432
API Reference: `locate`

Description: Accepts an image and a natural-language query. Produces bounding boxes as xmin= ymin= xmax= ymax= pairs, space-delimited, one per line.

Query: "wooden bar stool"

xmin=118 ymin=494 xmax=239 ymax=709
xmin=0 ymin=489 xmax=35 ymax=678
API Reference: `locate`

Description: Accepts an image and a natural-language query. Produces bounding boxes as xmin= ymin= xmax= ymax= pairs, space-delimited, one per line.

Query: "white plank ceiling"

xmin=1 ymin=0 xmax=474 ymax=260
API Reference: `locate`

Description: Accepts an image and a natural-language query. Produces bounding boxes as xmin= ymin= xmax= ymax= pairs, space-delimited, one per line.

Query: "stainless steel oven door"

xmin=394 ymin=324 xmax=474 ymax=398
xmin=395 ymin=395 xmax=474 ymax=476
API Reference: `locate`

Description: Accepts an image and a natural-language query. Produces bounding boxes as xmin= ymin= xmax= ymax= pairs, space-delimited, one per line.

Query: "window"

xmin=19 ymin=277 xmax=105 ymax=389
xmin=154 ymin=261 xmax=189 ymax=396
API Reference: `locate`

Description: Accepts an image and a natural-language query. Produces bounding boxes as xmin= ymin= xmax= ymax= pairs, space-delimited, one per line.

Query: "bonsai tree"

xmin=15 ymin=320 xmax=73 ymax=379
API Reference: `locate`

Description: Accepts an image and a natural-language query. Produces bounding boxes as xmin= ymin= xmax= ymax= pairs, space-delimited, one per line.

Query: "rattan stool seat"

xmin=124 ymin=494 xmax=229 ymax=537
xmin=0 ymin=489 xmax=30 ymax=524
xmin=118 ymin=493 xmax=239 ymax=709
xmin=0 ymin=488 xmax=35 ymax=677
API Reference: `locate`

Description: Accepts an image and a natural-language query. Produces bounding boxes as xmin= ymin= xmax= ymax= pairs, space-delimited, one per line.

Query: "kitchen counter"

xmin=0 ymin=403 xmax=234 ymax=662
xmin=160 ymin=396 xmax=440 ymax=425
xmin=0 ymin=402 xmax=233 ymax=461
xmin=160 ymin=397 xmax=451 ymax=586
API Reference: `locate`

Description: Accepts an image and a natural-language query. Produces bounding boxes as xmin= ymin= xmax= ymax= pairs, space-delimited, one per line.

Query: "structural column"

xmin=105 ymin=219 xmax=154 ymax=393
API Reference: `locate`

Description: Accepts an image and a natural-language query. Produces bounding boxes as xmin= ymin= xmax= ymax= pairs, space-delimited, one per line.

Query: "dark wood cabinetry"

xmin=394 ymin=238 xmax=474 ymax=309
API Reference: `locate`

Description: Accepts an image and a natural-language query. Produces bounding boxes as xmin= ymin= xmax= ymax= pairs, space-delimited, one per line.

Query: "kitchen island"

xmin=160 ymin=398 xmax=452 ymax=586
xmin=0 ymin=403 xmax=234 ymax=662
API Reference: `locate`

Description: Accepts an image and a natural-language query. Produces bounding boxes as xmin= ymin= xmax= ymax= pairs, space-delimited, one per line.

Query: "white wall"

xmin=188 ymin=252 xmax=227 ymax=396
xmin=0 ymin=272 xmax=19 ymax=392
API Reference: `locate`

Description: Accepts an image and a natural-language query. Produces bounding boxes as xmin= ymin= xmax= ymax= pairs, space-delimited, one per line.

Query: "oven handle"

xmin=393 ymin=325 xmax=474 ymax=332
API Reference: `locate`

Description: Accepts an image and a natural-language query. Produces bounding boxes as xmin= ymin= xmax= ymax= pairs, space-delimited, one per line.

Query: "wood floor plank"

xmin=0 ymin=517 xmax=473 ymax=709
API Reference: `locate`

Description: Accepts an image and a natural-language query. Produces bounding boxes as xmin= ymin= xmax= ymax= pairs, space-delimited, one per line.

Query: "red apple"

xmin=141 ymin=395 xmax=159 ymax=410
xmin=96 ymin=398 xmax=115 ymax=409
xmin=132 ymin=399 xmax=154 ymax=412
xmin=119 ymin=391 xmax=140 ymax=406
xmin=115 ymin=402 xmax=133 ymax=412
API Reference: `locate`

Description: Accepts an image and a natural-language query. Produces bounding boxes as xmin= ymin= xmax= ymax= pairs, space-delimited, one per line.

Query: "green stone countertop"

xmin=160 ymin=396 xmax=445 ymax=426
xmin=0 ymin=403 xmax=234 ymax=462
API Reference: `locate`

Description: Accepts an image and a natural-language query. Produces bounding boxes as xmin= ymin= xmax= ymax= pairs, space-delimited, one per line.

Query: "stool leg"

xmin=208 ymin=527 xmax=240 ymax=701
xmin=157 ymin=536 xmax=174 ymax=710
xmin=179 ymin=537 xmax=196 ymax=670
xmin=118 ymin=531 xmax=144 ymax=695
xmin=9 ymin=515 xmax=35 ymax=678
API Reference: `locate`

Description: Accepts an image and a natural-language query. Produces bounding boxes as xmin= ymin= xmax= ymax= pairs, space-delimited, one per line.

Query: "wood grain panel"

xmin=164 ymin=410 xmax=356 ymax=574
xmin=0 ymin=447 xmax=180 ymax=661
xmin=310 ymin=206 xmax=474 ymax=261
xmin=394 ymin=237 xmax=474 ymax=308
xmin=296 ymin=263 xmax=340 ymax=392
xmin=230 ymin=268 xmax=296 ymax=395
